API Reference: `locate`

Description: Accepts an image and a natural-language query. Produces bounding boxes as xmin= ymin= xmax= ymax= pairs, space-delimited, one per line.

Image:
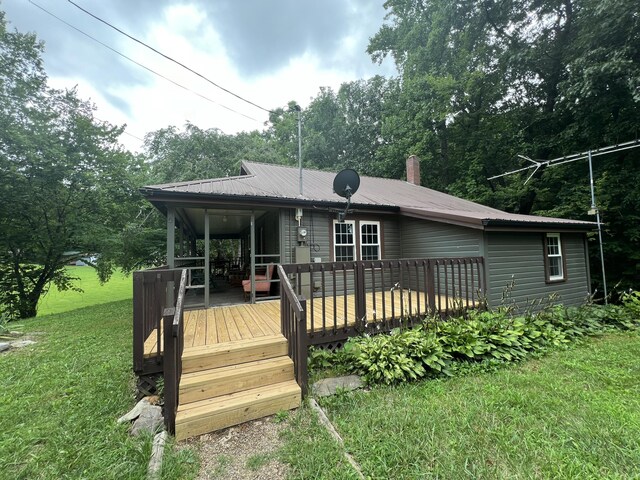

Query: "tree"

xmin=0 ymin=13 xmax=140 ymax=318
xmin=367 ymin=0 xmax=640 ymax=290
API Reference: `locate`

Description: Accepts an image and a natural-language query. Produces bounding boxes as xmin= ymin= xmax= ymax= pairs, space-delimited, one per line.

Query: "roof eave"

xmin=140 ymin=187 xmax=398 ymax=213
xmin=482 ymin=219 xmax=596 ymax=232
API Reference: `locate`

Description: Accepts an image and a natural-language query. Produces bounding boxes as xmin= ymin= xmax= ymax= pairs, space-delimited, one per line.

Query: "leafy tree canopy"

xmin=0 ymin=13 xmax=142 ymax=318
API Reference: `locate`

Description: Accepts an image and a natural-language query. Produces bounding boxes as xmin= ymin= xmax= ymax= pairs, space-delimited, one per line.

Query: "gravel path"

xmin=184 ymin=416 xmax=289 ymax=480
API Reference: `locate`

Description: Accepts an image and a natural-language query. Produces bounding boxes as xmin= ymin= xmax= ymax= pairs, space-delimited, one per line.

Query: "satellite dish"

xmin=333 ymin=169 xmax=360 ymax=221
xmin=333 ymin=169 xmax=360 ymax=199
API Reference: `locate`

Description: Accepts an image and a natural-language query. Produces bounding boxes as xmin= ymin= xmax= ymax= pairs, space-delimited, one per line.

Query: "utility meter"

xmin=297 ymin=226 xmax=308 ymax=243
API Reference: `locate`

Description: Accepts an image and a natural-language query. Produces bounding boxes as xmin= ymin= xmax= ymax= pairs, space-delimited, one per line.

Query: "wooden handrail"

xmin=278 ymin=265 xmax=308 ymax=396
xmin=132 ymin=267 xmax=185 ymax=374
xmin=162 ymin=269 xmax=187 ymax=435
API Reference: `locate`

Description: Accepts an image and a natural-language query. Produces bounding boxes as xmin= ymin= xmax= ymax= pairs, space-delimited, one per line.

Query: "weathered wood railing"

xmin=278 ymin=265 xmax=308 ymax=396
xmin=132 ymin=267 xmax=184 ymax=374
xmin=163 ymin=269 xmax=187 ymax=434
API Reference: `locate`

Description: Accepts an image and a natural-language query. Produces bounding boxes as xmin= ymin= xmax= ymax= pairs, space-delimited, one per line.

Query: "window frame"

xmin=332 ymin=219 xmax=357 ymax=262
xmin=359 ymin=220 xmax=381 ymax=261
xmin=544 ymin=233 xmax=566 ymax=283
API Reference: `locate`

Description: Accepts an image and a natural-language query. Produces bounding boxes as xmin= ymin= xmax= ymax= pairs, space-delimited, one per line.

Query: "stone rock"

xmin=10 ymin=340 xmax=36 ymax=349
xmin=0 ymin=343 xmax=10 ymax=353
xmin=312 ymin=375 xmax=364 ymax=397
xmin=131 ymin=405 xmax=163 ymax=436
xmin=118 ymin=397 xmax=153 ymax=424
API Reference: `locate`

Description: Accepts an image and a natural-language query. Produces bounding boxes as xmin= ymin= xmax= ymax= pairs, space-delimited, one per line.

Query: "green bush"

xmin=321 ymin=292 xmax=640 ymax=386
xmin=344 ymin=328 xmax=449 ymax=385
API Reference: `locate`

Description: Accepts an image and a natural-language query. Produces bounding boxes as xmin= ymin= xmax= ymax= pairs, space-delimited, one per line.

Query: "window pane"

xmin=360 ymin=222 xmax=380 ymax=260
xmin=549 ymin=257 xmax=562 ymax=277
xmin=335 ymin=245 xmax=354 ymax=261
xmin=362 ymin=245 xmax=379 ymax=261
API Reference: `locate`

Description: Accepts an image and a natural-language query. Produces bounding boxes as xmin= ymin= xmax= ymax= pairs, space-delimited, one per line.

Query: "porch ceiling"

xmin=180 ymin=207 xmax=267 ymax=238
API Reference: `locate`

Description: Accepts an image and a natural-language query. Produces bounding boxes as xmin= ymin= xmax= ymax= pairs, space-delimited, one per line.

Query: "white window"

xmin=360 ymin=221 xmax=381 ymax=261
xmin=333 ymin=220 xmax=356 ymax=261
xmin=545 ymin=233 xmax=564 ymax=281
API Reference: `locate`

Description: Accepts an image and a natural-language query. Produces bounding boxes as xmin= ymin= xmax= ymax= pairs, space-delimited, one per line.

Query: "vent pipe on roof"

xmin=406 ymin=155 xmax=420 ymax=185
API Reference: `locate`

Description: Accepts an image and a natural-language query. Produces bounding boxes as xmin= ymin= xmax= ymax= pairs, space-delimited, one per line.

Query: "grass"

xmin=283 ymin=332 xmax=640 ymax=479
xmin=279 ymin=406 xmax=363 ymax=479
xmin=0 ymin=299 xmax=198 ymax=479
xmin=37 ymin=266 xmax=132 ymax=316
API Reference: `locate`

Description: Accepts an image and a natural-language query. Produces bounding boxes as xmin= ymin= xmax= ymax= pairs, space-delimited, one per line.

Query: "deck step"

xmin=182 ymin=334 xmax=288 ymax=373
xmin=175 ymin=380 xmax=301 ymax=441
xmin=179 ymin=356 xmax=294 ymax=404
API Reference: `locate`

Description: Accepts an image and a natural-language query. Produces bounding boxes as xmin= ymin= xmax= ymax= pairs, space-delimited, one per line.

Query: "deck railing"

xmin=278 ymin=265 xmax=308 ymax=395
xmin=132 ymin=267 xmax=184 ymax=373
xmin=163 ymin=269 xmax=187 ymax=434
xmin=281 ymin=257 xmax=486 ymax=341
xmin=279 ymin=257 xmax=486 ymax=391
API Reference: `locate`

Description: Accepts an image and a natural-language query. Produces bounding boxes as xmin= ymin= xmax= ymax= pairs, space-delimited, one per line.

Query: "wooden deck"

xmin=144 ymin=290 xmax=475 ymax=356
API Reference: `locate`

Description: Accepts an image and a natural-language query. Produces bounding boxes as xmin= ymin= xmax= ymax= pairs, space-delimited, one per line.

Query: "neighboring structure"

xmin=141 ymin=158 xmax=594 ymax=310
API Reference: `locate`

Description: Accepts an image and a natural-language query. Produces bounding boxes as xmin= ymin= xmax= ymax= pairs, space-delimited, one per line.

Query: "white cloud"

xmin=28 ymin=2 xmax=395 ymax=152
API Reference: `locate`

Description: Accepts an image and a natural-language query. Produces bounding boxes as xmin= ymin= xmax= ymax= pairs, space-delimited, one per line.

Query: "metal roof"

xmin=142 ymin=161 xmax=595 ymax=230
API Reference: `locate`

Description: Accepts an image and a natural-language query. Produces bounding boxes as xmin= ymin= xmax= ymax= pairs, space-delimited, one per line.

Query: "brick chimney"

xmin=406 ymin=155 xmax=420 ymax=185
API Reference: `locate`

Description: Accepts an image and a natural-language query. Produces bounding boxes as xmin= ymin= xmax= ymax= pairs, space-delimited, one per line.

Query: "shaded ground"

xmin=184 ymin=415 xmax=289 ymax=480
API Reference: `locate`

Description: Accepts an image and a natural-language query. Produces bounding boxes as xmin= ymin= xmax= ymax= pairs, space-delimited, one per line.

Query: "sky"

xmin=2 ymin=0 xmax=396 ymax=151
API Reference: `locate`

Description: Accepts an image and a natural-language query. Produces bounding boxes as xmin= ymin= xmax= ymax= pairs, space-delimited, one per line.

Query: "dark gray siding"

xmin=486 ymin=232 xmax=589 ymax=309
xmin=400 ymin=217 xmax=483 ymax=258
xmin=281 ymin=208 xmax=401 ymax=264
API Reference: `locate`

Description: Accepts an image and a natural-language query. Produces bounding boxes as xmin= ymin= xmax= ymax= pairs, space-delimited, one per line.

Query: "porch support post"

xmin=166 ymin=206 xmax=176 ymax=306
xmin=204 ymin=210 xmax=210 ymax=308
xmin=167 ymin=207 xmax=175 ymax=268
xmin=250 ymin=211 xmax=256 ymax=303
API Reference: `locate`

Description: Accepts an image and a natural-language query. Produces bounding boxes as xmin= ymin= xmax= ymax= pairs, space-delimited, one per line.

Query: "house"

xmin=133 ymin=157 xmax=594 ymax=440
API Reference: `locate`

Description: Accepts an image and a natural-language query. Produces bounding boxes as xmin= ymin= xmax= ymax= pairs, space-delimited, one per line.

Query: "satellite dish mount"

xmin=332 ymin=169 xmax=360 ymax=222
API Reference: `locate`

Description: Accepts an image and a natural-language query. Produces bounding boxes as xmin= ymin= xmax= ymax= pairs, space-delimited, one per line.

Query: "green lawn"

xmin=0 ymin=300 xmax=196 ymax=479
xmin=37 ymin=266 xmax=132 ymax=316
xmin=283 ymin=332 xmax=640 ymax=479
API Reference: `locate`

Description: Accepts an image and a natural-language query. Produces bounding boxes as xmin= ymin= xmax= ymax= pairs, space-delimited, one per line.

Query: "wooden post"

xmin=250 ymin=211 xmax=256 ymax=303
xmin=166 ymin=207 xmax=176 ymax=306
xmin=354 ymin=262 xmax=366 ymax=328
xmin=297 ymin=298 xmax=308 ymax=396
xmin=132 ymin=272 xmax=144 ymax=373
xmin=426 ymin=259 xmax=436 ymax=315
xmin=162 ymin=307 xmax=176 ymax=434
xmin=204 ymin=211 xmax=210 ymax=308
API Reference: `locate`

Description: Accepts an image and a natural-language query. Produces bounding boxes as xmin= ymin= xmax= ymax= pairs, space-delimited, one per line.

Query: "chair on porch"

xmin=242 ymin=263 xmax=275 ymax=301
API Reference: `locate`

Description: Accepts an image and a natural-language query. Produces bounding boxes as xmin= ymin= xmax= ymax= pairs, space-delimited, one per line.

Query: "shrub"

xmin=317 ymin=292 xmax=640 ymax=387
xmin=344 ymin=328 xmax=450 ymax=385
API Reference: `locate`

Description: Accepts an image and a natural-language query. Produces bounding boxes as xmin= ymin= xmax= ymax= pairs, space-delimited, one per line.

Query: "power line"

xmin=67 ymin=0 xmax=276 ymax=115
xmin=29 ymin=1 xmax=262 ymax=124
xmin=0 ymin=91 xmax=145 ymax=142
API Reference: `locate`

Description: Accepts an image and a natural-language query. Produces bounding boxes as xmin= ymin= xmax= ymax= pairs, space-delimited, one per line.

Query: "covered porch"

xmin=164 ymin=205 xmax=281 ymax=309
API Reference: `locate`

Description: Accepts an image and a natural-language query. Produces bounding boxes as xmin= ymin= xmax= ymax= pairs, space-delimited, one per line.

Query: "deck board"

xmin=143 ymin=290 xmax=476 ymax=356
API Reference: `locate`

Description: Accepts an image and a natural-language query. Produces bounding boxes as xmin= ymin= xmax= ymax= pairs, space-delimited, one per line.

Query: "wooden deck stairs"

xmin=175 ymin=333 xmax=301 ymax=441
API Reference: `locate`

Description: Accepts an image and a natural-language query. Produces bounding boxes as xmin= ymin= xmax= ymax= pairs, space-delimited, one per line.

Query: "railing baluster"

xmin=380 ymin=262 xmax=387 ymax=327
xmin=343 ymin=265 xmax=348 ymax=331
xmin=414 ymin=260 xmax=421 ymax=318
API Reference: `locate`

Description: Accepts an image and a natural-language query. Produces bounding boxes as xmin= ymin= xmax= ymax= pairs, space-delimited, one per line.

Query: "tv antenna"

xmin=333 ymin=169 xmax=360 ymax=222
xmin=488 ymin=139 xmax=640 ymax=304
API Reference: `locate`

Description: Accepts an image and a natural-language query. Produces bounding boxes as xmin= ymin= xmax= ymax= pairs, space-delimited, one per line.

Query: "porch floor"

xmin=144 ymin=289 xmax=476 ymax=356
